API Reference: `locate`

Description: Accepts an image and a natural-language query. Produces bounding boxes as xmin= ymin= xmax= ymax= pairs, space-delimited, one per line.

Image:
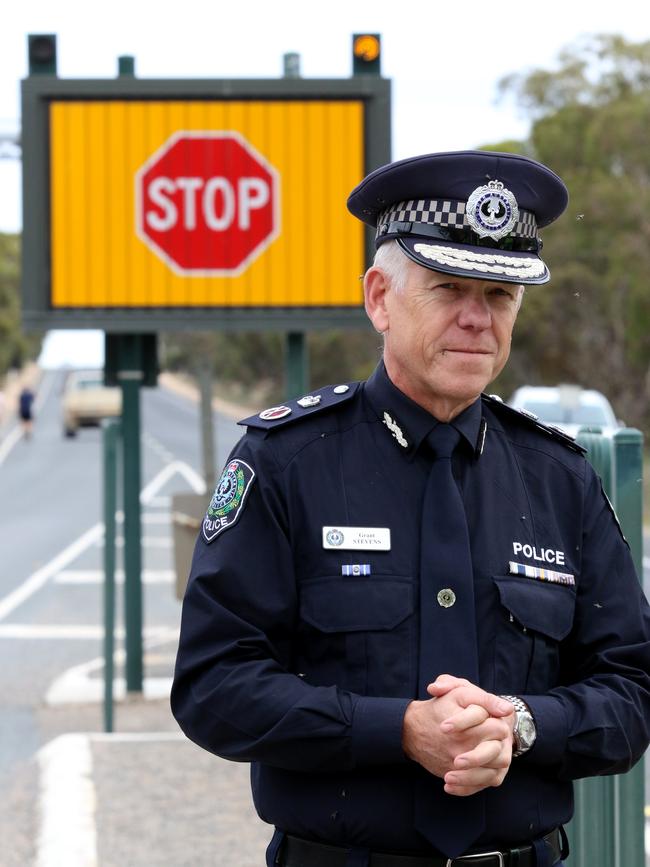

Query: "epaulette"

xmin=239 ymin=382 xmax=360 ymax=431
xmin=481 ymin=393 xmax=587 ymax=455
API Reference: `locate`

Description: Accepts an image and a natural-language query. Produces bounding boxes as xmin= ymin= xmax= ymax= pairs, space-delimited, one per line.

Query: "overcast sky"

xmin=2 ymin=0 xmax=649 ymax=234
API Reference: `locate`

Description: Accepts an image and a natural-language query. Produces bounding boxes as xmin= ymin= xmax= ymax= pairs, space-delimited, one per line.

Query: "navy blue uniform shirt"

xmin=171 ymin=362 xmax=650 ymax=855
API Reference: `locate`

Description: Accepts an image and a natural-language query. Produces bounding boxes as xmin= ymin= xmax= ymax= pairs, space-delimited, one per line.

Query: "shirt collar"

xmin=364 ymin=361 xmax=485 ymax=460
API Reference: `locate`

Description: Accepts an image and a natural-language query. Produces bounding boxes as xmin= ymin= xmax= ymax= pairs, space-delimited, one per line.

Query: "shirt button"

xmin=437 ymin=588 xmax=456 ymax=608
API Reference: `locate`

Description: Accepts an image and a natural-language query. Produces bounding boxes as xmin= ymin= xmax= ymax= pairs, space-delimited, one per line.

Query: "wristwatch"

xmin=500 ymin=695 xmax=537 ymax=757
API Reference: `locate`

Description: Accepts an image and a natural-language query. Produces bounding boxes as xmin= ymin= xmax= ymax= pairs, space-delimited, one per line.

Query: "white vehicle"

xmin=508 ymin=384 xmax=621 ymax=437
xmin=62 ymin=369 xmax=121 ymax=437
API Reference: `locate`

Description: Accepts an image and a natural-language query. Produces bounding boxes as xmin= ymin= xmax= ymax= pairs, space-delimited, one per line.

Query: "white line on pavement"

xmin=46 ymin=637 xmax=179 ymax=704
xmin=36 ymin=731 xmax=187 ymax=867
xmin=54 ymin=569 xmax=174 ymax=584
xmin=96 ymin=535 xmax=173 ymax=549
xmin=0 ymin=460 xmax=201 ymax=622
xmin=0 ymin=523 xmax=104 ymax=623
xmin=86 ymin=731 xmax=185 ymax=742
xmin=33 ymin=369 xmax=57 ymax=414
xmin=140 ymin=459 xmax=206 ymax=502
xmin=47 ymin=671 xmax=173 ymax=704
xmin=0 ymin=424 xmax=23 ymax=466
xmin=146 ymin=496 xmax=171 ymax=508
xmin=116 ymin=511 xmax=174 ymax=525
xmin=36 ymin=734 xmax=98 ymax=867
xmin=0 ymin=624 xmax=178 ymax=640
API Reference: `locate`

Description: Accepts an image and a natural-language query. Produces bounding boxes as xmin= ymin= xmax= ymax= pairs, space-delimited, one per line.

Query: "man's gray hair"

xmin=372 ymin=240 xmax=526 ymax=308
xmin=371 ymin=240 xmax=411 ymax=292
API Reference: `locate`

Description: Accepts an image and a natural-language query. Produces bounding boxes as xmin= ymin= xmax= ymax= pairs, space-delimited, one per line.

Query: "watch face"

xmin=516 ymin=711 xmax=537 ymax=751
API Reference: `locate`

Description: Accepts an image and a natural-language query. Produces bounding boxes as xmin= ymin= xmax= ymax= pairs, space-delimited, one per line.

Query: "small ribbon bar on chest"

xmin=509 ymin=560 xmax=575 ymax=586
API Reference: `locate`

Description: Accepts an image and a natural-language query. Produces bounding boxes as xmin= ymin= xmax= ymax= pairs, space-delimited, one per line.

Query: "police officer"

xmin=171 ymin=150 xmax=650 ymax=867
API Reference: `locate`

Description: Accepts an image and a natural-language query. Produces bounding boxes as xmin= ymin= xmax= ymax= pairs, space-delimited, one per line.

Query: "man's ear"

xmin=364 ymin=267 xmax=390 ymax=334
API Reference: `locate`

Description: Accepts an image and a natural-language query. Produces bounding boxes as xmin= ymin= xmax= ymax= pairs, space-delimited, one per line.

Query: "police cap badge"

xmin=347 ymin=150 xmax=568 ymax=285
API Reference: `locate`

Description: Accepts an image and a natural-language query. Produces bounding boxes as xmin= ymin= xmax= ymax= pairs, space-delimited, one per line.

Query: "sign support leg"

xmin=103 ymin=419 xmax=120 ymax=731
xmin=286 ymin=332 xmax=308 ymax=399
xmin=116 ymin=337 xmax=145 ymax=694
xmin=198 ymin=360 xmax=216 ymax=490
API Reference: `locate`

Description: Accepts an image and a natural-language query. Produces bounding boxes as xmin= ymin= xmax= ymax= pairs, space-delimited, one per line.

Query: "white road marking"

xmin=96 ymin=535 xmax=173 ymax=549
xmin=33 ymin=369 xmax=57 ymax=413
xmin=146 ymin=495 xmax=171 ymax=508
xmin=36 ymin=731 xmax=185 ymax=867
xmin=140 ymin=459 xmax=206 ymax=501
xmin=85 ymin=732 xmax=185 ymax=742
xmin=142 ymin=430 xmax=175 ymax=464
xmin=116 ymin=511 xmax=173 ymax=525
xmin=0 ymin=460 xmax=201 ymax=621
xmin=0 ymin=624 xmax=178 ymax=640
xmin=46 ymin=638 xmax=178 ymax=704
xmin=0 ymin=424 xmax=23 ymax=467
xmin=47 ymin=671 xmax=173 ymax=704
xmin=36 ymin=733 xmax=98 ymax=867
xmin=0 ymin=523 xmax=104 ymax=623
xmin=54 ymin=569 xmax=174 ymax=584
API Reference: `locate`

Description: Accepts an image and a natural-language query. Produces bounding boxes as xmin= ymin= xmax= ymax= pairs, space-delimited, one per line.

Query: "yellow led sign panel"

xmin=49 ymin=100 xmax=365 ymax=308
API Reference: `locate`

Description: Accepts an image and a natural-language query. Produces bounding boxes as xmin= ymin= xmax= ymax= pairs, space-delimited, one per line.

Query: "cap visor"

xmin=397 ymin=237 xmax=550 ymax=285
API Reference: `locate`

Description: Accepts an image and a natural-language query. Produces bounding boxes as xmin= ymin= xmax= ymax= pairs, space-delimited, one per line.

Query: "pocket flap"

xmin=494 ymin=575 xmax=575 ymax=640
xmin=300 ymin=577 xmax=413 ymax=633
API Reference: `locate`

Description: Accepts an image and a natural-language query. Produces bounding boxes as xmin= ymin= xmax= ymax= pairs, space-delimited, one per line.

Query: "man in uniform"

xmin=171 ymin=150 xmax=650 ymax=867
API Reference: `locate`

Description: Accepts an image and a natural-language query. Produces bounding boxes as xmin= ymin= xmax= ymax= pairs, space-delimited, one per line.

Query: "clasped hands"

xmin=402 ymin=674 xmax=515 ymax=797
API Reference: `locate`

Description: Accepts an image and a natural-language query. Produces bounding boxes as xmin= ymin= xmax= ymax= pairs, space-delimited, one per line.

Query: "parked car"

xmin=507 ymin=384 xmax=621 ymax=437
xmin=62 ymin=369 xmax=121 ymax=436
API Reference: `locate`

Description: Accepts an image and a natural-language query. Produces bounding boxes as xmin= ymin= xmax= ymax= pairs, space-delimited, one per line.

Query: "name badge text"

xmin=323 ymin=526 xmax=391 ymax=551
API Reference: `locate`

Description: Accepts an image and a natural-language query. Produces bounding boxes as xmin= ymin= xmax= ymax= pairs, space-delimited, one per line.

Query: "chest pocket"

xmin=298 ymin=577 xmax=415 ymax=697
xmin=493 ymin=575 xmax=576 ymax=694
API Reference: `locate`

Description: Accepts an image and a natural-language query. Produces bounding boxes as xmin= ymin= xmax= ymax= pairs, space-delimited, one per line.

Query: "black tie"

xmin=413 ymin=423 xmax=484 ymax=858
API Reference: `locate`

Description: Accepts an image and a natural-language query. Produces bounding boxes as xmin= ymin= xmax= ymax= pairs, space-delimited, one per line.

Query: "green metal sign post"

xmin=105 ymin=333 xmax=159 ymax=694
xmin=103 ymin=419 xmax=120 ymax=732
xmin=285 ymin=332 xmax=309 ymax=400
xmin=119 ymin=348 xmax=144 ymax=694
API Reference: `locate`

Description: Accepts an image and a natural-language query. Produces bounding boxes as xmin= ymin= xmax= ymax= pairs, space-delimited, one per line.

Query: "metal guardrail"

xmin=568 ymin=427 xmax=645 ymax=867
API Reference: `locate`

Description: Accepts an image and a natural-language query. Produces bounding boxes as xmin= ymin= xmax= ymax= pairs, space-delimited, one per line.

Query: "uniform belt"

xmin=278 ymin=828 xmax=563 ymax=867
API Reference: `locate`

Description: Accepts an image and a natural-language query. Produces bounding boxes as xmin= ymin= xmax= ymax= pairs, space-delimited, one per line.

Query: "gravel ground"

xmin=93 ymin=735 xmax=269 ymax=866
xmin=34 ymin=697 xmax=271 ymax=867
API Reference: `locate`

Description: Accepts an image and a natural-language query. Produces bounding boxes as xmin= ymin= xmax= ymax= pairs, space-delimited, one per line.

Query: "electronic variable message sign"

xmin=21 ymin=77 xmax=390 ymax=330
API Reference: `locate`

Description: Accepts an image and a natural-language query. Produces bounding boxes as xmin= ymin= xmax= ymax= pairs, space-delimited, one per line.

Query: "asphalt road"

xmin=0 ymin=369 xmax=271 ymax=866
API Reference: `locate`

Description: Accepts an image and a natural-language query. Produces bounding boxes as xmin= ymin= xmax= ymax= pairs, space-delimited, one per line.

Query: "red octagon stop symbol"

xmin=135 ymin=131 xmax=280 ymax=275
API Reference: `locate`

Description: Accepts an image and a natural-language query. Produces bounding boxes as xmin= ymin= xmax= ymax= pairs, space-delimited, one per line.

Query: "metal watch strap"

xmin=500 ymin=694 xmax=528 ymax=713
xmin=500 ymin=695 xmax=535 ymax=757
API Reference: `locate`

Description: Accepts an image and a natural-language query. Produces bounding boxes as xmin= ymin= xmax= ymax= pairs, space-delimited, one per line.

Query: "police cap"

xmin=347 ymin=150 xmax=568 ymax=285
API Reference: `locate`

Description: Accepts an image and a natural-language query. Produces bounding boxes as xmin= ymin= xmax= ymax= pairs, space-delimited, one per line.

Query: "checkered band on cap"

xmin=376 ymin=199 xmax=538 ymax=240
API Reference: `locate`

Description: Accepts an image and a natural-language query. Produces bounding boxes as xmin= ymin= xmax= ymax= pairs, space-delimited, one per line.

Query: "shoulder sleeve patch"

xmin=238 ymin=382 xmax=360 ymax=431
xmin=481 ymin=393 xmax=587 ymax=455
xmin=202 ymin=458 xmax=255 ymax=544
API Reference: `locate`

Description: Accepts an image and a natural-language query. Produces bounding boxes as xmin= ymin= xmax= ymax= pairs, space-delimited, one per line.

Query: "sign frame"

xmin=21 ymin=75 xmax=391 ymax=332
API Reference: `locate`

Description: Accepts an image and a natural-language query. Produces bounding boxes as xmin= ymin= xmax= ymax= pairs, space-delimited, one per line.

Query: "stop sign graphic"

xmin=136 ymin=131 xmax=280 ymax=275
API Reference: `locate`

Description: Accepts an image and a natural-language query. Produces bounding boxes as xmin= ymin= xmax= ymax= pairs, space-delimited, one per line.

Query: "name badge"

xmin=322 ymin=526 xmax=391 ymax=551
